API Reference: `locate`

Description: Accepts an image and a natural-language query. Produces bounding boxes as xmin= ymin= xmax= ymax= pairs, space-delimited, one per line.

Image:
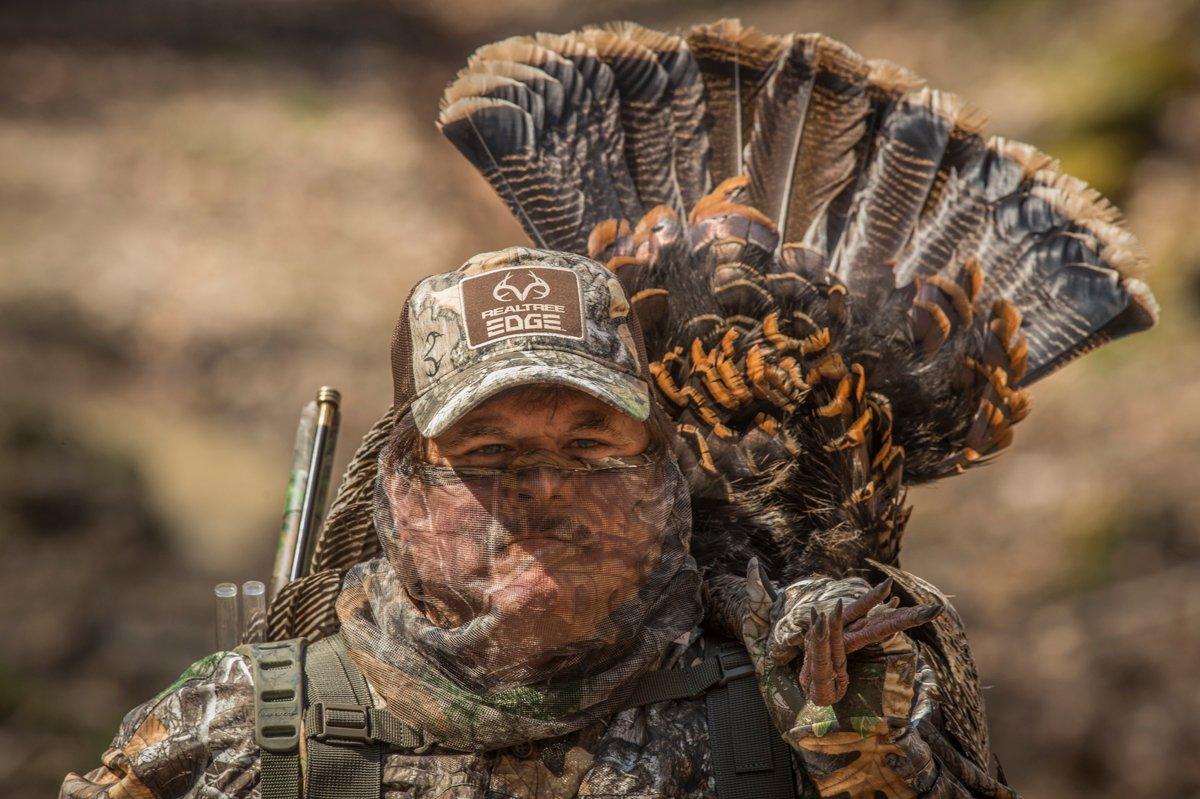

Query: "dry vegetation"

xmin=1 ymin=0 xmax=1198 ymax=795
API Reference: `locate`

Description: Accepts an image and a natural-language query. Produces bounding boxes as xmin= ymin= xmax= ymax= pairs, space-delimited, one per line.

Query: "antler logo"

xmin=461 ymin=265 xmax=583 ymax=348
xmin=492 ymin=270 xmax=551 ymax=302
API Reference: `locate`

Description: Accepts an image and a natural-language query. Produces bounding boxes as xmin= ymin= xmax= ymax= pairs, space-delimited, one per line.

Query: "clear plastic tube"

xmin=241 ymin=580 xmax=267 ymax=644
xmin=214 ymin=582 xmax=239 ymax=651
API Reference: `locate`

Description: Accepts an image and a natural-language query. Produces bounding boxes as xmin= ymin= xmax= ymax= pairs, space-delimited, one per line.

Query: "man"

xmin=62 ymin=247 xmax=1005 ymax=798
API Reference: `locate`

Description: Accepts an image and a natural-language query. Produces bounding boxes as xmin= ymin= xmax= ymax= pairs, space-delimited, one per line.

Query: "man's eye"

xmin=570 ymin=438 xmax=604 ymax=450
xmin=468 ymin=443 xmax=511 ymax=456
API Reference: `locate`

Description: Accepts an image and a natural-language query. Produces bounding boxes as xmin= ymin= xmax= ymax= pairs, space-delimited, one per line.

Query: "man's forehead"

xmin=441 ymin=388 xmax=627 ymax=437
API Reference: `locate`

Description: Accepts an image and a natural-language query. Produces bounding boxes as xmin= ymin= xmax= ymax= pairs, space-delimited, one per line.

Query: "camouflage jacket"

xmin=59 ymin=624 xmax=985 ymax=799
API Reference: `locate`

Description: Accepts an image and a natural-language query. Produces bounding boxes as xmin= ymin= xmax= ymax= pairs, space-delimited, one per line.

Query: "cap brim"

xmin=410 ymin=349 xmax=651 ymax=437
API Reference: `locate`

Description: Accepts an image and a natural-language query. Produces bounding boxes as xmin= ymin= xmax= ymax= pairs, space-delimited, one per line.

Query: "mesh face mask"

xmin=336 ymin=424 xmax=703 ymax=751
xmin=337 ymin=248 xmax=703 ymax=750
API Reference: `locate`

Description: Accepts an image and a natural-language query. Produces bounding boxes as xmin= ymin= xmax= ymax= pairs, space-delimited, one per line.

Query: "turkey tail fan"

xmin=439 ymin=16 xmax=1158 ymax=576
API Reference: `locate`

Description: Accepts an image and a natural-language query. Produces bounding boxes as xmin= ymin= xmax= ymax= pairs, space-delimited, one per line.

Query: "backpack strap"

xmin=702 ymin=641 xmax=795 ymax=799
xmin=245 ymin=635 xmax=791 ymax=799
xmin=242 ymin=634 xmax=424 ymax=799
xmin=302 ymin=633 xmax=423 ymax=799
xmin=619 ymin=638 xmax=796 ymax=799
xmin=620 ymin=637 xmax=757 ymax=707
xmin=239 ymin=638 xmax=306 ymax=799
xmin=301 ymin=634 xmax=378 ymax=799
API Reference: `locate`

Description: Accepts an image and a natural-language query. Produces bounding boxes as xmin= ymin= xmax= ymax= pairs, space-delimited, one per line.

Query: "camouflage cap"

xmin=393 ymin=246 xmax=651 ymax=437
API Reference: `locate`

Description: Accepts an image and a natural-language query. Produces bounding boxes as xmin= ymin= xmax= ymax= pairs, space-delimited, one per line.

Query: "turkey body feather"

xmin=267 ymin=18 xmax=1157 ymax=779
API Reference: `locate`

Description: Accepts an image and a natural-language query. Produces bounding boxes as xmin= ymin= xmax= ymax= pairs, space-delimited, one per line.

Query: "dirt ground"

xmin=2 ymin=0 xmax=1199 ymax=796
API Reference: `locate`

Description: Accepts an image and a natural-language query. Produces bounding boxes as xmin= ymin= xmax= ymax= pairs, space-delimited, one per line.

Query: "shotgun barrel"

xmin=289 ymin=386 xmax=341 ymax=583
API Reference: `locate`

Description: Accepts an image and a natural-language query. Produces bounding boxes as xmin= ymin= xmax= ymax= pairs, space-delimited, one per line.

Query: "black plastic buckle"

xmin=313 ymin=702 xmax=373 ymax=745
xmin=715 ymin=647 xmax=756 ymax=687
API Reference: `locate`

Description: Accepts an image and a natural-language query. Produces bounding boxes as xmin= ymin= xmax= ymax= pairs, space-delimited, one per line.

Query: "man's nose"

xmin=515 ymin=467 xmax=569 ymax=502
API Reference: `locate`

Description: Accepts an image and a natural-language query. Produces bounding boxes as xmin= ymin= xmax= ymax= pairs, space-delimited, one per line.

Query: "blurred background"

xmin=2 ymin=0 xmax=1198 ymax=796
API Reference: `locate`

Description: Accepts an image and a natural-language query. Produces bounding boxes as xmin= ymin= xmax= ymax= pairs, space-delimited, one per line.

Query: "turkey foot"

xmin=751 ymin=561 xmax=944 ymax=707
xmin=800 ymin=588 xmax=941 ymax=705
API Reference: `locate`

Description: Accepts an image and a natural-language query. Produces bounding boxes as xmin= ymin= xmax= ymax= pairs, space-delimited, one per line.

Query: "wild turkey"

xmin=267 ymin=18 xmax=1157 ymax=776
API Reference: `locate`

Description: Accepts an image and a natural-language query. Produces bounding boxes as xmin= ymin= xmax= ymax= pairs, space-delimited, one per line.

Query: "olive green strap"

xmin=240 ymin=639 xmax=305 ymax=799
xmin=302 ymin=634 xmax=383 ymax=799
xmin=303 ymin=704 xmax=424 ymax=749
xmin=259 ymin=750 xmax=302 ymax=799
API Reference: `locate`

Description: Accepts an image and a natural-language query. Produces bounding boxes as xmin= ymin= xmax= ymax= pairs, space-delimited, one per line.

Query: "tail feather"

xmin=920 ymin=102 xmax=989 ymax=222
xmin=438 ymin=96 xmax=554 ymax=247
xmin=898 ymin=135 xmax=1156 ymax=384
xmin=830 ymin=88 xmax=965 ymax=307
xmin=686 ymin=19 xmax=787 ymax=184
xmin=894 ymin=150 xmax=992 ymax=287
xmin=442 ymin=73 xmax=550 ymax=126
xmin=809 ymin=59 xmax=927 ymax=266
xmin=610 ymin=22 xmax=712 ymax=208
xmin=746 ymin=34 xmax=871 ymax=248
xmin=573 ymin=27 xmax=682 ymax=214
xmin=442 ymin=37 xmax=638 ymax=251
xmin=531 ymin=33 xmax=643 ymax=222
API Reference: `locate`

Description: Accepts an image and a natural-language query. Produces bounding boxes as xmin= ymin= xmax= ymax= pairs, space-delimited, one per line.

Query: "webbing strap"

xmin=704 ymin=643 xmax=795 ymax=799
xmin=620 ymin=640 xmax=757 ymax=709
xmin=619 ymin=639 xmax=795 ymax=799
xmin=239 ymin=639 xmax=305 ymax=799
xmin=302 ymin=705 xmax=424 ymax=749
xmin=260 ymin=750 xmax=301 ymax=799
xmin=303 ymin=634 xmax=383 ymax=799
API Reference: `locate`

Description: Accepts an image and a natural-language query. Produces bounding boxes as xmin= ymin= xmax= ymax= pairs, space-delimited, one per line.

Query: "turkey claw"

xmin=794 ymin=580 xmax=942 ymax=707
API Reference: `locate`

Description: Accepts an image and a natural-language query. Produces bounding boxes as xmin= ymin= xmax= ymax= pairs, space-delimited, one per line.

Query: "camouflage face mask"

xmin=335 ymin=434 xmax=703 ymax=751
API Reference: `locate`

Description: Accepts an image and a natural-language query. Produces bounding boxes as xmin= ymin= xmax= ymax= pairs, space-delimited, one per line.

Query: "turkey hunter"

xmin=61 ymin=248 xmax=1006 ymax=799
xmin=62 ymin=16 xmax=1156 ymax=799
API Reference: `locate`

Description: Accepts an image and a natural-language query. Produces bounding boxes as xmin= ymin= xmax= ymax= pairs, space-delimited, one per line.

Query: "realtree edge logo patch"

xmin=460 ymin=266 xmax=586 ymax=348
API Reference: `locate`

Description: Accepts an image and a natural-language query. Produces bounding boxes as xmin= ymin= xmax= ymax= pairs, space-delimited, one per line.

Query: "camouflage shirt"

xmin=60 ymin=645 xmax=745 ymax=799
xmin=58 ymin=625 xmax=976 ymax=799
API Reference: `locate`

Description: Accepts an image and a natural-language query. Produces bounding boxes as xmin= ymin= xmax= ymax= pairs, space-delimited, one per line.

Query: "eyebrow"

xmin=444 ymin=421 xmax=509 ymax=447
xmin=443 ymin=408 xmax=621 ymax=447
xmin=567 ymin=411 xmax=618 ymax=435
